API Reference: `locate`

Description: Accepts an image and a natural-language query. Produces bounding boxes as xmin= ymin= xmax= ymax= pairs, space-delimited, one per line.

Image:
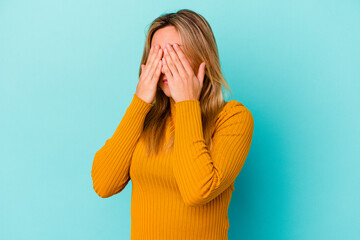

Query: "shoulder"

xmin=217 ymin=100 xmax=253 ymax=121
xmin=214 ymin=100 xmax=254 ymax=133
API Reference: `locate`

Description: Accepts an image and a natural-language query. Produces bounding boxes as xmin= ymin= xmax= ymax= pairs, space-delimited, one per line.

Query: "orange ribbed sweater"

xmin=91 ymin=93 xmax=254 ymax=239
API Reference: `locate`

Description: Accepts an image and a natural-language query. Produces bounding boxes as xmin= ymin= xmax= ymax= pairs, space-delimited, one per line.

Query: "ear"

xmin=197 ymin=62 xmax=206 ymax=89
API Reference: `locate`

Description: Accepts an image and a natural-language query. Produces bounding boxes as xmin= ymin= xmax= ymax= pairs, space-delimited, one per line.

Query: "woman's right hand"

xmin=135 ymin=44 xmax=163 ymax=104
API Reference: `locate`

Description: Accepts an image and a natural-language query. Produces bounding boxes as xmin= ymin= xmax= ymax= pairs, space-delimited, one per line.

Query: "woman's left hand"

xmin=162 ymin=43 xmax=206 ymax=103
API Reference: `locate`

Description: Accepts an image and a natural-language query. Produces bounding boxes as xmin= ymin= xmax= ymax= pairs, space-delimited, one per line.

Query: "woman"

xmin=91 ymin=9 xmax=254 ymax=240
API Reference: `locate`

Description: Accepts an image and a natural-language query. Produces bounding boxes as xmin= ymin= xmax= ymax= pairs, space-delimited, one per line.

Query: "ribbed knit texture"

xmin=91 ymin=93 xmax=254 ymax=240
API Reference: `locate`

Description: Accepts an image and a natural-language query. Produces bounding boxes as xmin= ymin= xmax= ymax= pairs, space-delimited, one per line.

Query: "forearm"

xmin=91 ymin=94 xmax=153 ymax=198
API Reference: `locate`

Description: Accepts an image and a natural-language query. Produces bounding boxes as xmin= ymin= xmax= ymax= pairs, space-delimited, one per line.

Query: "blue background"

xmin=1 ymin=1 xmax=359 ymax=239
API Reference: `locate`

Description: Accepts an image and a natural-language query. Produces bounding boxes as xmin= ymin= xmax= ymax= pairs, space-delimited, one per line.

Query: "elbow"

xmin=91 ymin=169 xmax=117 ymax=199
xmin=92 ymin=179 xmax=114 ymax=198
xmin=92 ymin=183 xmax=113 ymax=198
xmin=91 ymin=153 xmax=118 ymax=198
xmin=92 ymin=180 xmax=127 ymax=198
xmin=91 ymin=169 xmax=127 ymax=198
xmin=95 ymin=191 xmax=111 ymax=199
xmin=178 ymin=177 xmax=222 ymax=207
xmin=183 ymin=200 xmax=204 ymax=207
xmin=181 ymin=192 xmax=210 ymax=207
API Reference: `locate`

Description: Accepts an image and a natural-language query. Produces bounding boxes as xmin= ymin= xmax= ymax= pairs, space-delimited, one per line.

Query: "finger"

xmin=143 ymin=45 xmax=161 ymax=77
xmin=197 ymin=62 xmax=206 ymax=88
xmin=151 ymin=59 xmax=162 ymax=82
xmin=162 ymin=57 xmax=173 ymax=82
xmin=145 ymin=48 xmax=162 ymax=80
xmin=147 ymin=45 xmax=159 ymax=65
xmin=173 ymin=43 xmax=194 ymax=76
xmin=140 ymin=64 xmax=145 ymax=81
xmin=141 ymin=46 xmax=154 ymax=77
xmin=166 ymin=44 xmax=187 ymax=78
xmin=164 ymin=48 xmax=180 ymax=81
xmin=148 ymin=48 xmax=163 ymax=79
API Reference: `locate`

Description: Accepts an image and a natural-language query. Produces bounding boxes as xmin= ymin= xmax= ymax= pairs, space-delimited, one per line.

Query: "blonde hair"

xmin=139 ymin=9 xmax=233 ymax=157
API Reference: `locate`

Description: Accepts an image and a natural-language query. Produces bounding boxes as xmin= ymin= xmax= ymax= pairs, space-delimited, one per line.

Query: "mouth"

xmin=163 ymin=79 xmax=168 ymax=84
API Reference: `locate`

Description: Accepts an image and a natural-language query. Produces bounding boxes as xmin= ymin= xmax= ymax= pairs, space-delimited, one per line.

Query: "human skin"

xmin=151 ymin=25 xmax=182 ymax=98
xmin=151 ymin=26 xmax=206 ymax=103
xmin=137 ymin=25 xmax=206 ymax=103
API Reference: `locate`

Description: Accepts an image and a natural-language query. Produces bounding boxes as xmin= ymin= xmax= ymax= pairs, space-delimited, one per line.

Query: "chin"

xmin=159 ymin=83 xmax=171 ymax=97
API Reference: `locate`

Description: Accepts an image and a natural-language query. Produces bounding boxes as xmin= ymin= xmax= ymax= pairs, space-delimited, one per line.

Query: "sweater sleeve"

xmin=173 ymin=100 xmax=254 ymax=207
xmin=91 ymin=94 xmax=153 ymax=198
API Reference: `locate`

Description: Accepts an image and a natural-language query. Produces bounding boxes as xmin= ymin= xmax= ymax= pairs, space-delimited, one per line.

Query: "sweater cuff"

xmin=127 ymin=94 xmax=154 ymax=117
xmin=175 ymin=100 xmax=203 ymax=141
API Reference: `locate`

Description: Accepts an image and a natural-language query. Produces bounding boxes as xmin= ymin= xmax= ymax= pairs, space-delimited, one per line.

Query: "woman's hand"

xmin=161 ymin=43 xmax=206 ymax=103
xmin=135 ymin=44 xmax=163 ymax=104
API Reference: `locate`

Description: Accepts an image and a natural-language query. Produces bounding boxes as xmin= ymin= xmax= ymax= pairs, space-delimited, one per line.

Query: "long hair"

xmin=139 ymin=9 xmax=233 ymax=157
